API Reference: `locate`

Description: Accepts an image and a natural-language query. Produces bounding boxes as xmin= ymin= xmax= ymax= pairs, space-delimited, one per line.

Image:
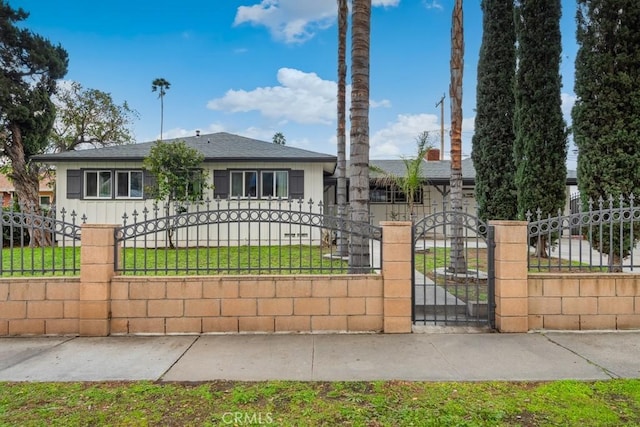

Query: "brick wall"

xmin=109 ymin=275 xmax=383 ymax=334
xmin=0 ymin=278 xmax=80 ymax=335
xmin=529 ymin=274 xmax=640 ymax=330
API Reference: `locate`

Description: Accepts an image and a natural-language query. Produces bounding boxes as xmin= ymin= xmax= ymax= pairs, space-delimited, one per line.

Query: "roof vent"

xmin=195 ymin=130 xmax=201 ymax=138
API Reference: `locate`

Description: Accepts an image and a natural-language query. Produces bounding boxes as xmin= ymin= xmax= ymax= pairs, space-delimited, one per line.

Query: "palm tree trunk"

xmin=449 ymin=0 xmax=467 ymax=273
xmin=349 ymin=0 xmax=371 ymax=273
xmin=336 ymin=0 xmax=348 ymax=256
xmin=160 ymin=94 xmax=164 ymax=141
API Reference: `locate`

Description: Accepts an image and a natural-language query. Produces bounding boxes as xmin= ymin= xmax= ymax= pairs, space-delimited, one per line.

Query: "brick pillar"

xmin=80 ymin=224 xmax=117 ymax=336
xmin=490 ymin=221 xmax=529 ymax=332
xmin=380 ymin=221 xmax=412 ymax=333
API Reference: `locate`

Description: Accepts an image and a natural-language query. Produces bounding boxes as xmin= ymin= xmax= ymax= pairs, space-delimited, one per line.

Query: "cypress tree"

xmin=572 ymin=1 xmax=640 ymax=200
xmin=572 ymin=1 xmax=640 ymax=266
xmin=471 ymin=0 xmax=517 ymax=222
xmin=513 ymin=0 xmax=567 ymax=224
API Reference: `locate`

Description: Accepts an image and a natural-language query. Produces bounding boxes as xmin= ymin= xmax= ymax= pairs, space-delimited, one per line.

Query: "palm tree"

xmin=348 ymin=0 xmax=371 ymax=273
xmin=370 ymin=131 xmax=432 ymax=221
xmin=336 ymin=0 xmax=348 ymax=256
xmin=449 ymin=0 xmax=466 ymax=273
xmin=151 ymin=78 xmax=171 ymax=141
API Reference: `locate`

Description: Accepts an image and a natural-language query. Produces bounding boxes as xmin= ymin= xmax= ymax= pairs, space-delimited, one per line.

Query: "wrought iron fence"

xmin=527 ymin=194 xmax=640 ymax=272
xmin=0 ymin=204 xmax=85 ymax=276
xmin=114 ymin=198 xmax=382 ymax=275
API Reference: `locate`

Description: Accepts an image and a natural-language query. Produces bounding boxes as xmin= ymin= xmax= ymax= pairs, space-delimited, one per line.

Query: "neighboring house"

xmin=0 ymin=174 xmax=54 ymax=209
xmin=33 ymin=132 xmax=337 ymax=245
xmin=325 ymin=149 xmax=578 ymax=224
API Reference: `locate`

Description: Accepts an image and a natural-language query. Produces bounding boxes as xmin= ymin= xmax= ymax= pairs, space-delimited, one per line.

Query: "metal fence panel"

xmin=528 ymin=194 xmax=640 ymax=272
xmin=0 ymin=205 xmax=84 ymax=276
xmin=114 ymin=198 xmax=382 ymax=275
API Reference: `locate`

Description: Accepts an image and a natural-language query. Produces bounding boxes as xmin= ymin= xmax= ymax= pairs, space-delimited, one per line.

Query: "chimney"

xmin=195 ymin=130 xmax=201 ymax=138
xmin=425 ymin=148 xmax=440 ymax=161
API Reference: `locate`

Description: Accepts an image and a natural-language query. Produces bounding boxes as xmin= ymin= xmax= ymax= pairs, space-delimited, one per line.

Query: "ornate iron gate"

xmin=413 ymin=209 xmax=495 ymax=328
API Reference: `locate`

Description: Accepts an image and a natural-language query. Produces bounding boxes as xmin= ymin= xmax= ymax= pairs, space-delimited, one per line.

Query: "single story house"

xmin=0 ymin=174 xmax=54 ymax=209
xmin=33 ymin=132 xmax=336 ymax=245
xmin=325 ymin=149 xmax=578 ymax=223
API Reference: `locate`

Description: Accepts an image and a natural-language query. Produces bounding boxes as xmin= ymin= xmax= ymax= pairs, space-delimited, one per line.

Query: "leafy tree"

xmin=0 ymin=1 xmax=68 ymax=246
xmin=572 ymin=1 xmax=640 ymax=267
xmin=151 ymin=78 xmax=170 ymax=141
xmin=336 ymin=0 xmax=348 ymax=256
xmin=51 ymin=81 xmax=138 ymax=152
xmin=514 ymin=0 xmax=567 ymax=256
xmin=143 ymin=139 xmax=208 ymax=248
xmin=349 ymin=0 xmax=371 ymax=273
xmin=272 ymin=132 xmax=286 ymax=145
xmin=449 ymin=0 xmax=466 ymax=273
xmin=370 ymin=131 xmax=432 ymax=220
xmin=472 ymin=0 xmax=517 ymax=222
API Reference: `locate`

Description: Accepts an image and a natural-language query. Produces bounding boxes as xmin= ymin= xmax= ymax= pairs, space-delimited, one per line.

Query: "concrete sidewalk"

xmin=1 ymin=331 xmax=639 ymax=382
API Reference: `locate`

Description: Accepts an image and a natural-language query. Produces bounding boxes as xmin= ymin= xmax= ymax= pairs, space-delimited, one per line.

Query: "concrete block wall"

xmin=528 ymin=274 xmax=640 ymax=330
xmin=0 ymin=278 xmax=80 ymax=335
xmin=109 ymin=275 xmax=384 ymax=334
xmin=3 ymin=219 xmax=638 ymax=336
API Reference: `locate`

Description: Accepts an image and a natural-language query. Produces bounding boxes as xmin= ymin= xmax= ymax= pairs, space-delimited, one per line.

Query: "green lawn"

xmin=0 ymin=245 xmax=351 ymax=276
xmin=1 ymin=380 xmax=639 ymax=426
xmin=0 ymin=247 xmax=80 ymax=276
xmin=119 ymin=245 xmax=350 ymax=275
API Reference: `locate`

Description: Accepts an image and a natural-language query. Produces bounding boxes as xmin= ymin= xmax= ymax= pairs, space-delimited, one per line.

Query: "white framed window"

xmin=116 ymin=171 xmax=143 ymax=198
xmin=231 ymin=171 xmax=258 ymax=198
xmin=261 ymin=171 xmax=288 ymax=198
xmin=39 ymin=195 xmax=51 ymax=207
xmin=85 ymin=171 xmax=112 ymax=198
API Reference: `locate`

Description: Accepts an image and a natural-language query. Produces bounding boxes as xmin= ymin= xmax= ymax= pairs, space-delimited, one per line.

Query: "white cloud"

xmin=370 ymin=113 xmax=441 ymax=158
xmin=207 ymin=67 xmax=389 ymax=125
xmin=208 ymin=68 xmax=336 ymax=124
xmin=422 ymin=0 xmax=443 ymax=10
xmin=234 ymin=0 xmax=400 ymax=44
xmin=374 ymin=0 xmax=401 ymax=6
xmin=234 ymin=1 xmax=335 ymax=44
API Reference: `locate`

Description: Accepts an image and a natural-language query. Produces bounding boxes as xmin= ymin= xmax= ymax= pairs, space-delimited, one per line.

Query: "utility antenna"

xmin=435 ymin=94 xmax=445 ymax=160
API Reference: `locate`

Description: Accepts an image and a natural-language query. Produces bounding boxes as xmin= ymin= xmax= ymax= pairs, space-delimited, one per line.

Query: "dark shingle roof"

xmin=33 ymin=132 xmax=337 ymax=164
xmin=335 ymin=158 xmax=577 ymax=185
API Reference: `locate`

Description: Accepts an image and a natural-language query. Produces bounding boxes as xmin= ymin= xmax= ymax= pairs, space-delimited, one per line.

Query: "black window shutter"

xmin=143 ymin=170 xmax=157 ymax=199
xmin=213 ymin=170 xmax=229 ymax=199
xmin=66 ymin=170 xmax=82 ymax=199
xmin=289 ymin=170 xmax=304 ymax=199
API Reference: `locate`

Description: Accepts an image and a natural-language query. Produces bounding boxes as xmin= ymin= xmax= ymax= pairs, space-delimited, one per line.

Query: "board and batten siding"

xmin=54 ymin=161 xmax=325 ymax=226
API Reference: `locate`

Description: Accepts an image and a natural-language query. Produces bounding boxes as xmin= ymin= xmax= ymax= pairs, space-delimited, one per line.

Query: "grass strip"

xmin=1 ymin=379 xmax=639 ymax=426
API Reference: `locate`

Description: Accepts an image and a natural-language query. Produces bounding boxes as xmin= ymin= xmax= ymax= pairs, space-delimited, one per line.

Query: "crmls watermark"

xmin=221 ymin=412 xmax=274 ymax=425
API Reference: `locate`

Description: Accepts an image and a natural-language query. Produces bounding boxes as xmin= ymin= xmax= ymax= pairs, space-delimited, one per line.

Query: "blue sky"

xmin=12 ymin=0 xmax=578 ymax=167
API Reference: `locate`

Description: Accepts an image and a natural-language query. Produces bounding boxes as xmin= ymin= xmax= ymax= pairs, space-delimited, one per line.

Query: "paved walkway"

xmin=1 ymin=331 xmax=639 ymax=382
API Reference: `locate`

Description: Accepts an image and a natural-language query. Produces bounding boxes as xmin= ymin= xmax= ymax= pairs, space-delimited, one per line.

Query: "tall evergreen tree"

xmin=514 ymin=0 xmax=567 ymax=250
xmin=573 ymin=1 xmax=640 ymax=199
xmin=0 ymin=1 xmax=68 ymax=246
xmin=572 ymin=1 xmax=640 ymax=266
xmin=472 ymin=0 xmax=517 ymax=222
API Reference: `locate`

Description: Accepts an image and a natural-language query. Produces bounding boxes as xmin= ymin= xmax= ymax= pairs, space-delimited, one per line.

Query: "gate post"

xmin=79 ymin=224 xmax=117 ymax=336
xmin=380 ymin=221 xmax=413 ymax=333
xmin=490 ymin=221 xmax=529 ymax=332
